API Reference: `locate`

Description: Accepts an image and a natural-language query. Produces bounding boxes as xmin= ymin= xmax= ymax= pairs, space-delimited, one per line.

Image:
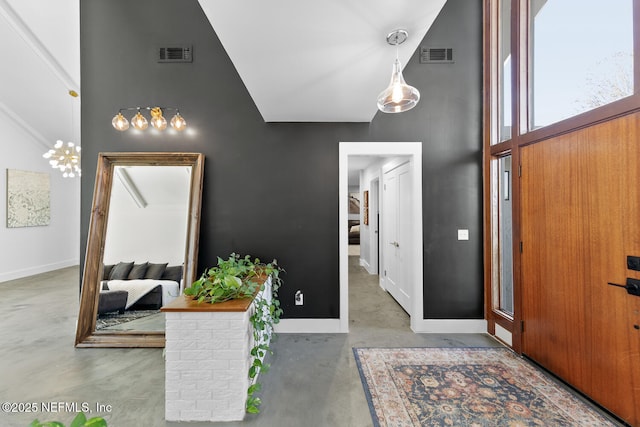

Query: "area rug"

xmin=96 ymin=309 xmax=160 ymax=330
xmin=353 ymin=347 xmax=617 ymax=427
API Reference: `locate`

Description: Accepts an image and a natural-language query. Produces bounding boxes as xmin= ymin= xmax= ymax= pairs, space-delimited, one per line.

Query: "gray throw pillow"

xmin=145 ymin=263 xmax=168 ymax=280
xmin=109 ymin=262 xmax=134 ymax=280
xmin=128 ymin=262 xmax=149 ymax=279
xmin=102 ymin=264 xmax=115 ymax=280
xmin=162 ymin=265 xmax=183 ymax=282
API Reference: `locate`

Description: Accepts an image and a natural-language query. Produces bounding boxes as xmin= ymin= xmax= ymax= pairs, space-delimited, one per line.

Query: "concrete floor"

xmin=0 ymin=257 xmax=502 ymax=427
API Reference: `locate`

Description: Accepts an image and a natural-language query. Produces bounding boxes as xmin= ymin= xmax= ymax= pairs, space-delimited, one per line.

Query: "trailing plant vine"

xmin=183 ymin=253 xmax=284 ymax=414
xmin=30 ymin=412 xmax=107 ymax=427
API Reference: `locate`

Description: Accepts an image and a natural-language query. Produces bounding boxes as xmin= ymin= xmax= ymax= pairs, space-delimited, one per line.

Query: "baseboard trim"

xmin=275 ymin=318 xmax=487 ymax=334
xmin=494 ymin=323 xmax=513 ymax=346
xmin=0 ymin=259 xmax=79 ymax=283
xmin=274 ymin=318 xmax=343 ymax=334
xmin=411 ymin=319 xmax=488 ymax=334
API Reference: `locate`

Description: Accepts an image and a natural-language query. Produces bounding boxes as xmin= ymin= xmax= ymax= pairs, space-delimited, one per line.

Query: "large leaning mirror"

xmin=75 ymin=152 xmax=204 ymax=347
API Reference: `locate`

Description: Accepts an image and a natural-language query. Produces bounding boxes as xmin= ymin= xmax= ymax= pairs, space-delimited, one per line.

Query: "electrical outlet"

xmin=458 ymin=229 xmax=469 ymax=240
xmin=295 ymin=290 xmax=304 ymax=306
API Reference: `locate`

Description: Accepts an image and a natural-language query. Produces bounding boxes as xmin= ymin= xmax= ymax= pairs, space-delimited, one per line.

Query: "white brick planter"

xmin=162 ymin=278 xmax=271 ymax=422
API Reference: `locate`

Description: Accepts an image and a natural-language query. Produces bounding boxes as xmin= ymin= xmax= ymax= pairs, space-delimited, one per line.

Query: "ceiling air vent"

xmin=420 ymin=47 xmax=453 ymax=64
xmin=157 ymin=45 xmax=193 ymax=63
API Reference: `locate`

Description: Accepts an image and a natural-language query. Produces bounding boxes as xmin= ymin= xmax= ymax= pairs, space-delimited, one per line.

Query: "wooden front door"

xmin=520 ymin=113 xmax=640 ymax=425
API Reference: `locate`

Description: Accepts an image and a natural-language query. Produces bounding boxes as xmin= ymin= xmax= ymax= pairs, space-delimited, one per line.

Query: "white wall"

xmin=103 ymin=205 xmax=187 ymax=266
xmin=0 ymin=113 xmax=80 ymax=283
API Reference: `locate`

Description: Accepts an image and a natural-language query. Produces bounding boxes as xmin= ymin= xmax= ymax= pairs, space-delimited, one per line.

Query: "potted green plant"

xmin=183 ymin=253 xmax=284 ymax=413
xmin=30 ymin=412 xmax=107 ymax=427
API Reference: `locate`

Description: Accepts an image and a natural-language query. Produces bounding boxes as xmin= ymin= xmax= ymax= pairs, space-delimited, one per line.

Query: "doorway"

xmin=339 ymin=142 xmax=423 ymax=333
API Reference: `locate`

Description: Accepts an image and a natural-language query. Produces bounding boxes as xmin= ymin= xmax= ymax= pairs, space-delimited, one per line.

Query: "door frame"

xmin=369 ymin=177 xmax=380 ymax=275
xmin=339 ymin=142 xmax=423 ymax=332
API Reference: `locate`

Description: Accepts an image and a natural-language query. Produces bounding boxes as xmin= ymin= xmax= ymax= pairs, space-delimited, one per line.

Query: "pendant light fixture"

xmin=43 ymin=90 xmax=81 ymax=178
xmin=377 ymin=29 xmax=420 ymax=113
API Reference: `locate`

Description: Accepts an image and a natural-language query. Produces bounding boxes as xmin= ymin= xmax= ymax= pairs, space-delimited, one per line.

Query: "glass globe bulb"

xmin=170 ymin=113 xmax=187 ymax=131
xmin=131 ymin=111 xmax=148 ymax=130
xmin=149 ymin=107 xmax=167 ymax=130
xmin=112 ymin=112 xmax=129 ymax=131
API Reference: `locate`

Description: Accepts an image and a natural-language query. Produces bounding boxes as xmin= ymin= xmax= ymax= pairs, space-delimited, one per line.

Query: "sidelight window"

xmin=491 ymin=155 xmax=514 ymax=317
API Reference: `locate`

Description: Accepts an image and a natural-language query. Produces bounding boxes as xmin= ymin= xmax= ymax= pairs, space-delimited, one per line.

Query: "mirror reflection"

xmin=96 ymin=166 xmax=190 ymax=332
xmin=75 ymin=152 xmax=204 ymax=348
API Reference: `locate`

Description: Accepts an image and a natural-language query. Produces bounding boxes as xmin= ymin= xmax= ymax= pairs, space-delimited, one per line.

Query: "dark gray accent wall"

xmin=80 ymin=0 xmax=483 ymax=320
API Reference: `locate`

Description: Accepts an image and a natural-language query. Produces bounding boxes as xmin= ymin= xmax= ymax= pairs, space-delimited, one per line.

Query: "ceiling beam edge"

xmin=0 ymin=0 xmax=79 ymax=93
xmin=0 ymin=101 xmax=51 ymax=150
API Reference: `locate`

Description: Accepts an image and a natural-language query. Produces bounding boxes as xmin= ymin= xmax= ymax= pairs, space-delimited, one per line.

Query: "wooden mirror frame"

xmin=75 ymin=152 xmax=204 ymax=347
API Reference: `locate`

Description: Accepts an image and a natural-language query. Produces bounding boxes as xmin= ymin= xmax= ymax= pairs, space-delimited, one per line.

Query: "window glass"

xmin=529 ymin=0 xmax=633 ymax=130
xmin=497 ymin=155 xmax=513 ymax=315
xmin=498 ymin=0 xmax=512 ymax=142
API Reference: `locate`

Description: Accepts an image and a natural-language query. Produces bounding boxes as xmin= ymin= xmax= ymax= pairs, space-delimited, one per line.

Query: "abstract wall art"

xmin=6 ymin=169 xmax=50 ymax=228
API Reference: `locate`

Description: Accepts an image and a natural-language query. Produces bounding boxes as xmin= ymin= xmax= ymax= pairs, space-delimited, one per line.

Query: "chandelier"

xmin=111 ymin=106 xmax=186 ymax=132
xmin=43 ymin=89 xmax=81 ymax=178
xmin=43 ymin=140 xmax=81 ymax=178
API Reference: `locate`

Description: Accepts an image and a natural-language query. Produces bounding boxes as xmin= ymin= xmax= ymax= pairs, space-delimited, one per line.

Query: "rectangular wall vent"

xmin=157 ymin=45 xmax=193 ymax=63
xmin=420 ymin=47 xmax=454 ymax=64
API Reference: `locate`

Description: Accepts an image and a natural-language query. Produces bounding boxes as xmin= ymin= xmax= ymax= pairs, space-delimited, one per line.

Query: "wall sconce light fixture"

xmin=112 ymin=106 xmax=187 ymax=131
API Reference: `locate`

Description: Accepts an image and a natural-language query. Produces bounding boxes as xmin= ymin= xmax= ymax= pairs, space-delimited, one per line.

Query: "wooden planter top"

xmin=161 ymin=274 xmax=267 ymax=313
xmin=161 ymin=295 xmax=254 ymax=312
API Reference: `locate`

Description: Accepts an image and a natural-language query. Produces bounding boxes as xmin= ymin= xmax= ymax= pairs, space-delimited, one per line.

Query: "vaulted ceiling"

xmin=0 ymin=0 xmax=80 ymax=151
xmin=198 ymin=0 xmax=447 ymax=122
xmin=1 ymin=0 xmax=446 ymax=158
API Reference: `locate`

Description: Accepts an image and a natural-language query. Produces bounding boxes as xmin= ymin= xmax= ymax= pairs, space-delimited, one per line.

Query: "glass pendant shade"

xmin=377 ymin=58 xmax=420 ymax=113
xmin=151 ymin=115 xmax=167 ymax=130
xmin=112 ymin=112 xmax=129 ymax=131
xmin=170 ymin=112 xmax=187 ymax=131
xmin=131 ymin=111 xmax=149 ymax=130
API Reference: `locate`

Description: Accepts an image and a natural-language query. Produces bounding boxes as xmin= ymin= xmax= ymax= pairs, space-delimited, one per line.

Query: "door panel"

xmin=383 ymin=171 xmax=399 ymax=290
xmin=521 ymin=113 xmax=640 ymax=425
xmin=382 ymin=161 xmax=411 ymax=313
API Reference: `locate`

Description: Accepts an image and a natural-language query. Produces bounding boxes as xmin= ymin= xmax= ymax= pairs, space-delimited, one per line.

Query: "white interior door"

xmin=382 ymin=161 xmax=411 ymax=314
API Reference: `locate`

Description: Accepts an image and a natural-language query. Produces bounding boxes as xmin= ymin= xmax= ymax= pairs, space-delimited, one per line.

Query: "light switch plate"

xmin=458 ymin=229 xmax=469 ymax=240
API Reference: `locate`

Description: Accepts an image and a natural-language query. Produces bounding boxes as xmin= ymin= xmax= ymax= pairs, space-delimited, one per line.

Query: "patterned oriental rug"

xmin=353 ymin=347 xmax=618 ymax=427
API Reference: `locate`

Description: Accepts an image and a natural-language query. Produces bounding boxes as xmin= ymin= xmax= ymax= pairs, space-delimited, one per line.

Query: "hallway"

xmin=0 ymin=261 xmax=499 ymax=427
